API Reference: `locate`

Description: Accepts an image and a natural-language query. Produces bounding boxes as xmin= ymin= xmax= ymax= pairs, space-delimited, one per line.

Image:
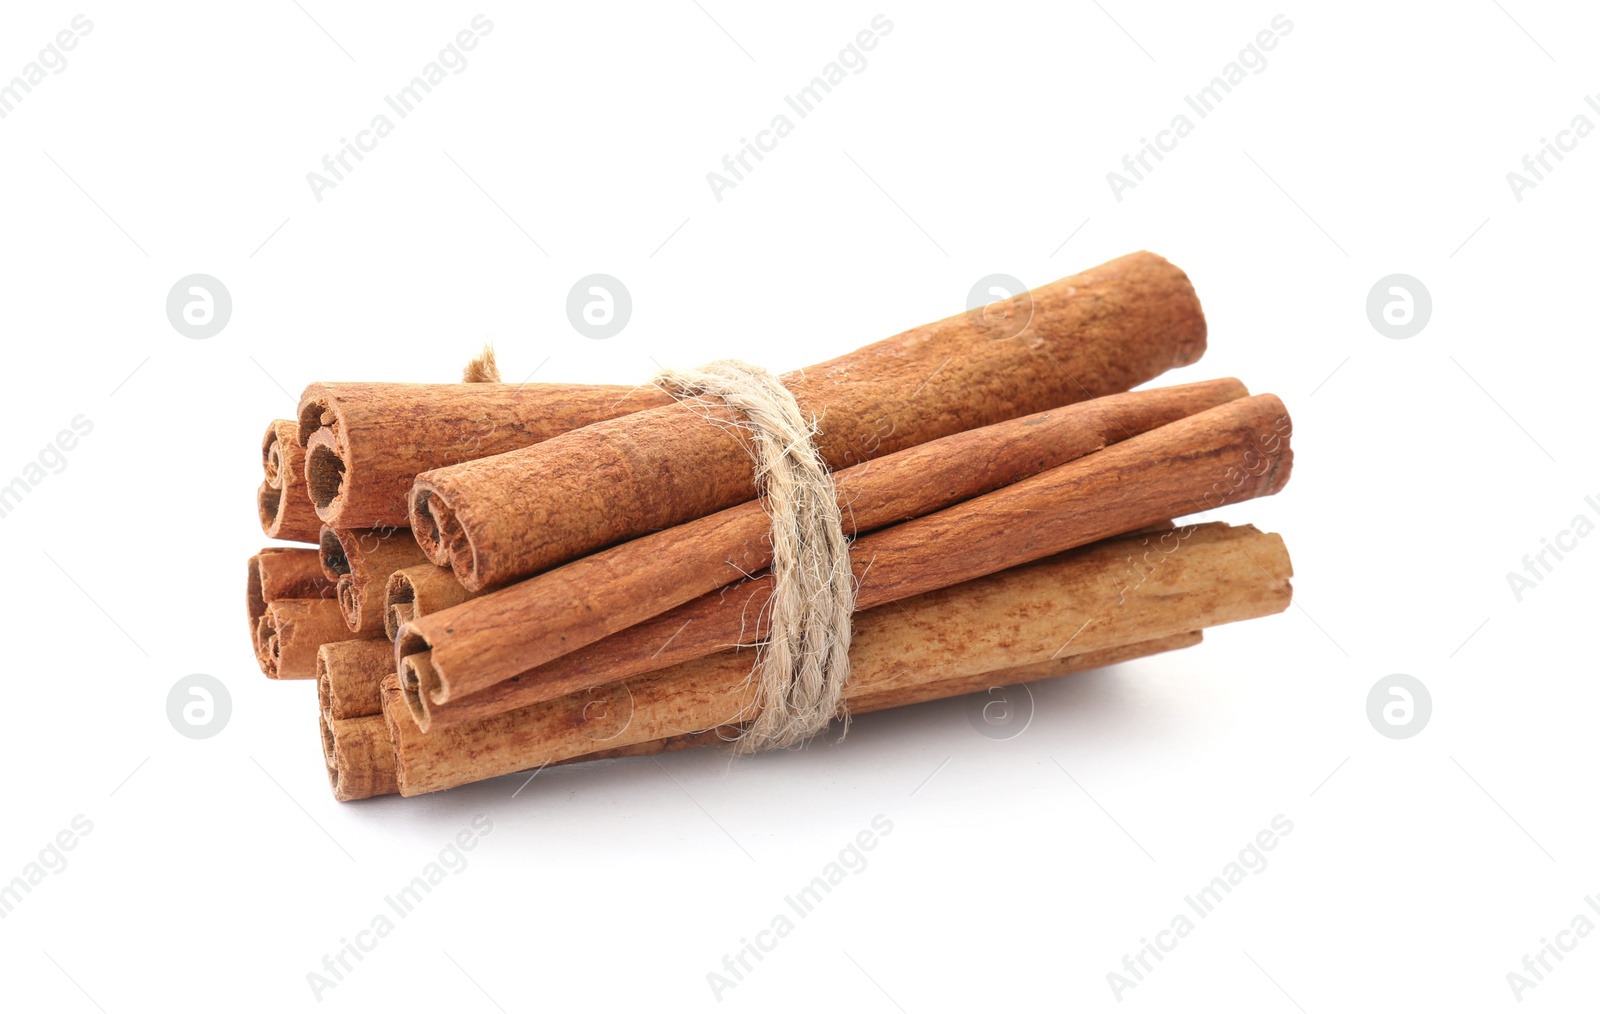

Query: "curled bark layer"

xmin=258 ymin=419 xmax=323 ymax=543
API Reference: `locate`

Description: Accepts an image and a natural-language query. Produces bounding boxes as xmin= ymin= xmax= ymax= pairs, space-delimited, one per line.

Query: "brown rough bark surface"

xmin=567 ymin=631 xmax=1203 ymax=765
xmin=410 ymin=250 xmax=1208 ymax=591
xmin=298 ymin=381 xmax=672 ymax=530
xmin=317 ymin=639 xmax=395 ymax=721
xmin=327 ymin=715 xmax=399 ymax=801
xmin=255 ymin=599 xmax=348 ymax=680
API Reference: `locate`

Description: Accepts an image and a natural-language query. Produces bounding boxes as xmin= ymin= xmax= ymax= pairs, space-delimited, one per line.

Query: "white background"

xmin=0 ymin=2 xmax=1594 ymax=1010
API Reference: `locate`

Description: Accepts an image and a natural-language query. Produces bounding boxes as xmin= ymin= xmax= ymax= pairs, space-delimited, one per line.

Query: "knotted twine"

xmin=652 ymin=360 xmax=855 ymax=753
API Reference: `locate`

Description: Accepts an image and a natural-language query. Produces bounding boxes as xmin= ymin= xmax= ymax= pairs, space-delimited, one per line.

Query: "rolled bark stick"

xmin=846 ymin=630 xmax=1202 ymax=713
xmin=405 ymin=393 xmax=1291 ymax=724
xmin=316 ymin=639 xmax=395 ymax=721
xmin=385 ymin=522 xmax=1292 ymax=795
xmin=567 ymin=631 xmax=1203 ymax=765
xmin=298 ymin=382 xmax=673 ymax=530
xmin=383 ymin=564 xmax=478 ymax=641
xmin=327 ymin=715 xmax=399 ymax=802
xmin=411 ymin=250 xmax=1208 ymax=591
xmin=247 ymin=547 xmax=335 ymax=642
xmin=319 ymin=527 xmax=432 ymax=637
xmin=256 ymin=599 xmax=348 ymax=679
xmin=258 ymin=420 xmax=324 ymax=543
xmin=404 ymin=379 xmax=1245 ymax=690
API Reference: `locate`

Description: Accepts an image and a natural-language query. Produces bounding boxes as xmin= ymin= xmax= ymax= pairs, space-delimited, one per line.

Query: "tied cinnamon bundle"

xmin=238 ymin=249 xmax=1303 ymax=804
xmin=410 ymin=251 xmax=1207 ymax=592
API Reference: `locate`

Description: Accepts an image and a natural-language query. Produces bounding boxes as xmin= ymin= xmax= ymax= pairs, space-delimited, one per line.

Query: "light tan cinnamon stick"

xmin=247 ymin=547 xmax=335 ymax=641
xmin=256 ymin=599 xmax=348 ymax=679
xmin=326 ymin=715 xmax=399 ymax=801
xmin=258 ymin=420 xmax=323 ymax=543
xmin=399 ymin=379 xmax=1245 ymax=695
xmin=383 ymin=564 xmax=477 ymax=641
xmin=384 ymin=522 xmax=1292 ymax=795
xmin=410 ymin=251 xmax=1208 ymax=592
xmin=316 ymin=639 xmax=394 ymax=721
xmin=319 ymin=527 xmax=431 ymax=637
xmin=298 ymin=382 xmax=673 ymax=530
xmin=403 ymin=393 xmax=1291 ymax=726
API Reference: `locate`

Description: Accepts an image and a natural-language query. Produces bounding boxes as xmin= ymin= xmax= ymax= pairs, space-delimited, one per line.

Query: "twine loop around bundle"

xmin=653 ymin=360 xmax=855 ymax=752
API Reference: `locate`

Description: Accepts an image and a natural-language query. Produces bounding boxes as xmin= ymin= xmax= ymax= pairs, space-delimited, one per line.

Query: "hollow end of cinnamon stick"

xmin=257 ymin=598 xmax=349 ymax=680
xmin=304 ymin=429 xmax=349 ymax=523
xmin=328 ymin=715 xmax=400 ymax=802
xmin=398 ymin=651 xmax=439 ymax=730
xmin=318 ymin=525 xmax=352 ymax=580
xmin=248 ymin=547 xmax=337 ymax=647
xmin=408 ymin=485 xmax=472 ymax=573
xmin=384 ymin=571 xmax=419 ymax=642
xmin=318 ymin=638 xmax=394 ymax=720
xmin=258 ymin=420 xmax=323 ymax=543
xmin=383 ymin=564 xmax=474 ymax=641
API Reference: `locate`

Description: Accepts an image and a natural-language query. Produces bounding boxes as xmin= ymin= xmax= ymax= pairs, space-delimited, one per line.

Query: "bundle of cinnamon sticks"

xmin=246 ymin=251 xmax=1297 ymax=800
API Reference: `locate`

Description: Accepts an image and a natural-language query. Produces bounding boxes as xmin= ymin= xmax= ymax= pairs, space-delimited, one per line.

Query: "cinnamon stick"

xmin=319 ymin=527 xmax=431 ymax=637
xmin=382 ymin=564 xmax=477 ymax=641
xmin=248 ymin=547 xmax=336 ymax=666
xmin=846 ymin=630 xmax=1203 ymax=712
xmin=410 ymin=250 xmax=1207 ymax=591
xmin=400 ymin=379 xmax=1244 ymax=695
xmin=568 ymin=631 xmax=1203 ymax=765
xmin=384 ymin=522 xmax=1292 ymax=795
xmin=258 ymin=419 xmax=323 ymax=543
xmin=298 ymin=382 xmax=673 ymax=530
xmin=326 ymin=715 xmax=399 ymax=801
xmin=403 ymin=393 xmax=1291 ymax=726
xmin=316 ymin=639 xmax=394 ymax=721
xmin=255 ymin=599 xmax=348 ymax=680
